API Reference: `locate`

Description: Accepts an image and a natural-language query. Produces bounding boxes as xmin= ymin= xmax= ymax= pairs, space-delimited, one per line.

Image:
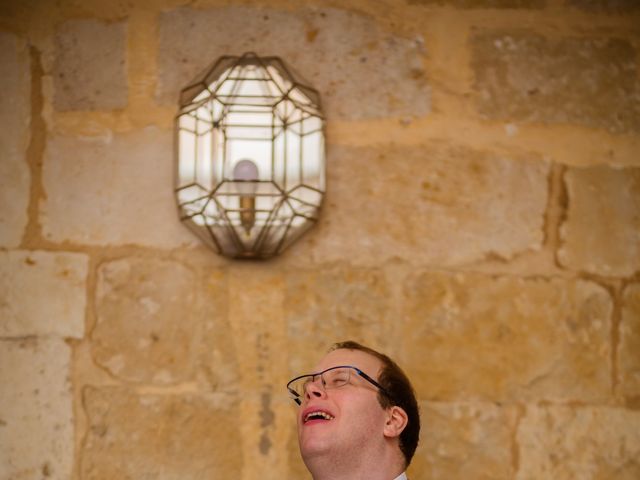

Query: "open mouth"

xmin=304 ymin=410 xmax=335 ymax=423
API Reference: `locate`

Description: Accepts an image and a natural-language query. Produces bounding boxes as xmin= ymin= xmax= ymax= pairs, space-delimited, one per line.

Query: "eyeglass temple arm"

xmin=355 ymin=368 xmax=393 ymax=399
xmin=287 ymin=386 xmax=302 ymax=405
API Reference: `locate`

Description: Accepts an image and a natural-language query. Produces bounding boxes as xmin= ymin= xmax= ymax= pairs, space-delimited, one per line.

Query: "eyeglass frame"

xmin=286 ymin=365 xmax=393 ymax=406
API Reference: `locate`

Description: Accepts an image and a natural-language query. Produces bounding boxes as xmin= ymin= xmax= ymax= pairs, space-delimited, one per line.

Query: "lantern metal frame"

xmin=174 ymin=52 xmax=325 ymax=259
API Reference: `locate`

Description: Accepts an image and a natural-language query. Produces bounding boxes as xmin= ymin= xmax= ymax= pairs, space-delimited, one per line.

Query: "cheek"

xmin=341 ymin=396 xmax=386 ymax=430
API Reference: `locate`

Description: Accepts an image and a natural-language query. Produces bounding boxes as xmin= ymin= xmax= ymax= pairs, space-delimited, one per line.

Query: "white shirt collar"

xmin=393 ymin=473 xmax=408 ymax=480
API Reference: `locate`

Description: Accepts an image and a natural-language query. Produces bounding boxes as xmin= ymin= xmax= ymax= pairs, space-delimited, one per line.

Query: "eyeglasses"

xmin=286 ymin=365 xmax=392 ymax=406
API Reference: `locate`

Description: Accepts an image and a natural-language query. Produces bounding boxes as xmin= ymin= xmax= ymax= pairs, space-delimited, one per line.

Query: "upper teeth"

xmin=305 ymin=411 xmax=334 ymax=422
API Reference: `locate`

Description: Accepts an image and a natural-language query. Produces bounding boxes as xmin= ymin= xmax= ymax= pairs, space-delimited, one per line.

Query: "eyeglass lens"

xmin=290 ymin=367 xmax=352 ymax=397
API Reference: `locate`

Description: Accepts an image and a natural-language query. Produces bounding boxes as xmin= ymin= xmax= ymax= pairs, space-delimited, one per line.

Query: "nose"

xmin=304 ymin=377 xmax=326 ymax=401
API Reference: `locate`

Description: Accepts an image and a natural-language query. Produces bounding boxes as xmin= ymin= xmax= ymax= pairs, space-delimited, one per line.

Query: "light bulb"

xmin=233 ymin=159 xmax=259 ymax=235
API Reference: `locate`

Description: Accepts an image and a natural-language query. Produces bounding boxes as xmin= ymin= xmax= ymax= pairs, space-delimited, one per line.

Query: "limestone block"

xmin=228 ymin=267 xmax=288 ymax=388
xmin=409 ymin=0 xmax=543 ymax=6
xmin=411 ymin=402 xmax=516 ymax=480
xmin=199 ymin=268 xmax=239 ymax=392
xmin=401 ymin=272 xmax=612 ymax=402
xmin=0 ymin=250 xmax=87 ymax=338
xmin=287 ymin=420 xmax=308 ymax=478
xmin=81 ymin=387 xmax=242 ymax=479
xmin=41 ymin=128 xmax=197 ymax=248
xmin=157 ymin=7 xmax=429 ymax=120
xmin=0 ymin=338 xmax=73 ymax=479
xmin=93 ymin=257 xmax=237 ymax=387
xmin=620 ymin=283 xmax=640 ymax=400
xmin=566 ymin=0 xmax=640 ymax=11
xmin=558 ymin=166 xmax=640 ymax=276
xmin=285 ymin=266 xmax=394 ymax=374
xmin=472 ymin=33 xmax=640 ymax=134
xmin=517 ymin=405 xmax=640 ymax=479
xmin=0 ymin=32 xmax=30 ymax=247
xmin=53 ymin=19 xmax=127 ymax=110
xmin=310 ymin=145 xmax=548 ymax=266
xmin=223 ymin=267 xmax=292 ymax=476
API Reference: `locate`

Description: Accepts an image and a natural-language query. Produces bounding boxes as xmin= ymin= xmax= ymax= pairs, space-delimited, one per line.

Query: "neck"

xmin=305 ymin=445 xmax=405 ymax=480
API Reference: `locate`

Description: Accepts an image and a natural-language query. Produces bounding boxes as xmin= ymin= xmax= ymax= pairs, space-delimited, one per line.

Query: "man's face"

xmin=296 ymin=348 xmax=388 ymax=462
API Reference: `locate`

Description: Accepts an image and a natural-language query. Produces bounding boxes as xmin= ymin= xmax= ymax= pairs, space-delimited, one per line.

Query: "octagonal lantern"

xmin=175 ymin=52 xmax=325 ymax=259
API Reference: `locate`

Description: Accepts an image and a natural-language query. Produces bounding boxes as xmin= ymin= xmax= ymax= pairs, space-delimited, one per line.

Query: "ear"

xmin=383 ymin=405 xmax=408 ymax=439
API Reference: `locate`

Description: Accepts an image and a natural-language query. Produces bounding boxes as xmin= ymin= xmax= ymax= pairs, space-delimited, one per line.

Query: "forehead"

xmin=314 ymin=348 xmax=383 ymax=378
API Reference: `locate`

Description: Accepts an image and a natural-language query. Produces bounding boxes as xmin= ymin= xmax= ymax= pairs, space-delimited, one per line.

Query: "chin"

xmin=299 ymin=435 xmax=333 ymax=460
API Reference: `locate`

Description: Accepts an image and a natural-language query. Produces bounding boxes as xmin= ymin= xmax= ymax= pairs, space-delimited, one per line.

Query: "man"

xmin=286 ymin=341 xmax=420 ymax=480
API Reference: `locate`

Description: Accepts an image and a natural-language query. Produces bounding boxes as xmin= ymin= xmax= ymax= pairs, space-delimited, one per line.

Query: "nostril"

xmin=305 ymin=390 xmax=320 ymax=399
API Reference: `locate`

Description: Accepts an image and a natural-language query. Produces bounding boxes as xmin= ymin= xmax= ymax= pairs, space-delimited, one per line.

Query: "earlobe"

xmin=383 ymin=406 xmax=408 ymax=438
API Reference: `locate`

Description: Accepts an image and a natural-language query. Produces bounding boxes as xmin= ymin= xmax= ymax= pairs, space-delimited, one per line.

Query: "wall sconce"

xmin=174 ymin=52 xmax=325 ymax=259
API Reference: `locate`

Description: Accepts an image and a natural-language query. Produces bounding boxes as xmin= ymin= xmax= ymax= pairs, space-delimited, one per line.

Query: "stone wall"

xmin=0 ymin=0 xmax=639 ymax=479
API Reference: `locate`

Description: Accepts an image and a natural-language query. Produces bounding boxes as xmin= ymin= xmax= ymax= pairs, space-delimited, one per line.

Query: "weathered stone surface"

xmin=0 ymin=250 xmax=87 ymax=338
xmin=400 ymin=273 xmax=612 ymax=402
xmin=228 ymin=267 xmax=288 ymax=387
xmin=53 ymin=19 xmax=127 ymax=110
xmin=620 ymin=283 xmax=640 ymax=401
xmin=517 ymin=405 xmax=640 ymax=479
xmin=0 ymin=338 xmax=74 ymax=480
xmin=411 ymin=402 xmax=516 ymax=480
xmin=558 ymin=166 xmax=640 ymax=276
xmin=285 ymin=266 xmax=394 ymax=374
xmin=472 ymin=33 xmax=640 ymax=134
xmin=0 ymin=32 xmax=30 ymax=247
xmin=41 ymin=128 xmax=197 ymax=248
xmin=225 ymin=268 xmax=293 ymax=476
xmin=566 ymin=0 xmax=640 ymax=11
xmin=93 ymin=257 xmax=236 ymax=387
xmin=409 ymin=0 xmax=544 ymax=6
xmin=157 ymin=7 xmax=429 ymax=120
xmin=309 ymin=145 xmax=548 ymax=266
xmin=81 ymin=387 xmax=241 ymax=479
xmin=198 ymin=268 xmax=239 ymax=392
xmin=287 ymin=419 xmax=309 ymax=479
